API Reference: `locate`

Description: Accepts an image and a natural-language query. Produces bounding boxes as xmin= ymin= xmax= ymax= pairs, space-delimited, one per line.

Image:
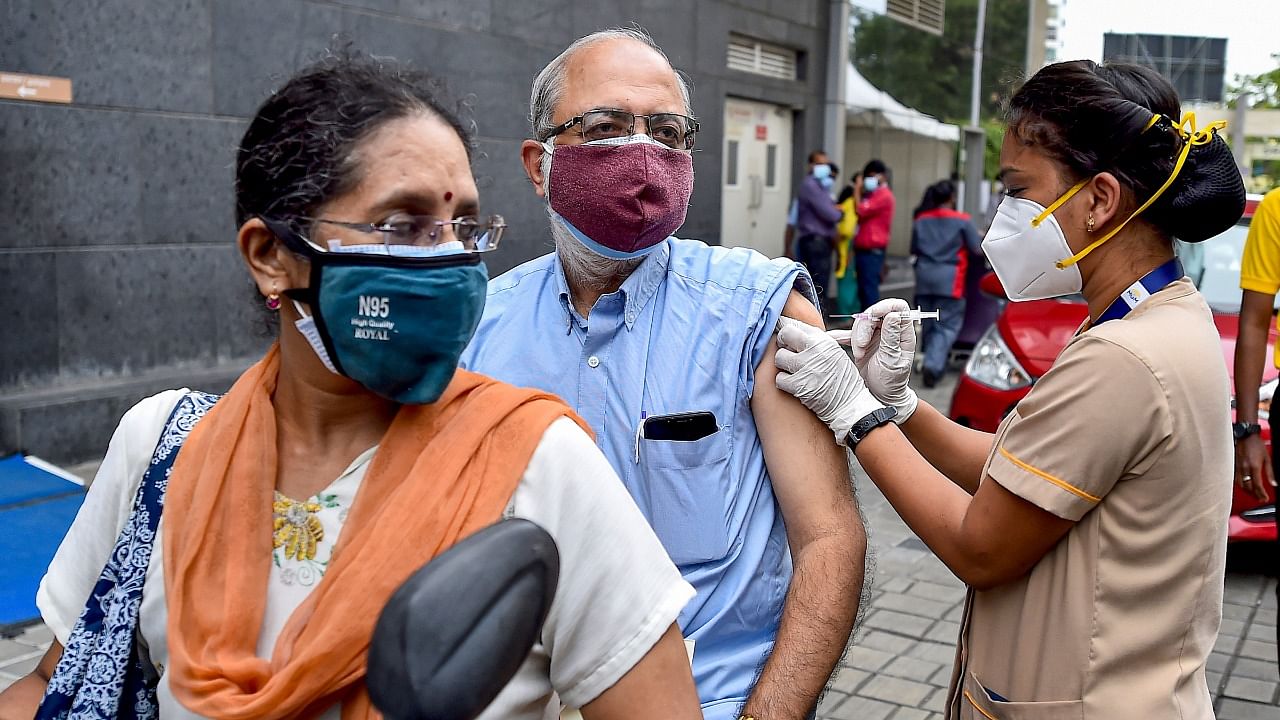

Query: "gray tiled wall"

xmin=0 ymin=0 xmax=829 ymax=462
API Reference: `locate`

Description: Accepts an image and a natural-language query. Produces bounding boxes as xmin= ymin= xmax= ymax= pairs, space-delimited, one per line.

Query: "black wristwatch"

xmin=844 ymin=407 xmax=898 ymax=450
xmin=1232 ymin=422 xmax=1262 ymax=442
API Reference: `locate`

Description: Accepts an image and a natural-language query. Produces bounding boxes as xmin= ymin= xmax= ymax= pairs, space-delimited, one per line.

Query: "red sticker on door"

xmin=755 ymin=124 xmax=767 ymax=140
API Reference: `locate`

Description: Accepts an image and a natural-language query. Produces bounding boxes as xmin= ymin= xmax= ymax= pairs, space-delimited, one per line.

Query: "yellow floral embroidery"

xmin=272 ymin=493 xmax=325 ymax=561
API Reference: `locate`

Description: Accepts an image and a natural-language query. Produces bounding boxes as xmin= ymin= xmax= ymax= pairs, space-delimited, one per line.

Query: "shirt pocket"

xmin=636 ymin=428 xmax=732 ymax=567
xmin=961 ymin=671 xmax=1083 ymax=720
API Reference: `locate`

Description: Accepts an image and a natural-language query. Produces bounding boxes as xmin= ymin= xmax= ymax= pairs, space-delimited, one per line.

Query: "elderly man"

xmin=462 ymin=28 xmax=865 ymax=720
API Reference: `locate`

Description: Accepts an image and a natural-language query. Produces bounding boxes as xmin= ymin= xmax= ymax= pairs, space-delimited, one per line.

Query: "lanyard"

xmin=1093 ymin=258 xmax=1184 ymax=325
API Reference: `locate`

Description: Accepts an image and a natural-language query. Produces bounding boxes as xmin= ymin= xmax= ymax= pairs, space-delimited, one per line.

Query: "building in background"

xmin=1102 ymin=32 xmax=1227 ymax=103
xmin=0 ymin=0 xmax=846 ymax=464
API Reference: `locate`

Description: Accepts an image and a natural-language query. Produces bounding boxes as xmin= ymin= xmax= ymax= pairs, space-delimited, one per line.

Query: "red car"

xmin=950 ymin=194 xmax=1277 ymax=542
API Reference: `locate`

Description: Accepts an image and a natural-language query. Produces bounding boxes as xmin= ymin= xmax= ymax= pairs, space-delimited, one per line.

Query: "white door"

xmin=720 ymin=98 xmax=793 ymax=258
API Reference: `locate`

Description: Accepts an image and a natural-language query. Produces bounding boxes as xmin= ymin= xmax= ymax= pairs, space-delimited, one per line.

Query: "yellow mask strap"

xmin=1055 ymin=112 xmax=1227 ymax=269
xmin=1031 ymin=178 xmax=1090 ymax=228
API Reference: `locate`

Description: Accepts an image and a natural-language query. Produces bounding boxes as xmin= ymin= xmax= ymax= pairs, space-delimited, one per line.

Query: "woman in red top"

xmin=852 ymin=159 xmax=896 ymax=309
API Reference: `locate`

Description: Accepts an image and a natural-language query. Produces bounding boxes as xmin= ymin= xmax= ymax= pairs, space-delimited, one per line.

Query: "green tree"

xmin=851 ymin=0 xmax=1030 ymax=125
xmin=1227 ymin=53 xmax=1280 ymax=109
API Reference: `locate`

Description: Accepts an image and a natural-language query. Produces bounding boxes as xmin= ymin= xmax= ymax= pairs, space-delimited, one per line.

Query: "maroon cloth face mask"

xmin=546 ymin=138 xmax=694 ymax=258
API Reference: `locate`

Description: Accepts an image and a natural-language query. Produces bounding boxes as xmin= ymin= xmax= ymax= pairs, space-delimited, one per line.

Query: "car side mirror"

xmin=979 ymin=271 xmax=1005 ymax=299
xmin=367 ymin=518 xmax=560 ymax=720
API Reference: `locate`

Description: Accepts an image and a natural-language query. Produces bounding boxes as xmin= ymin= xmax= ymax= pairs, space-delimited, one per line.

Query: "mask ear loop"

xmin=1054 ymin=112 xmax=1227 ymax=270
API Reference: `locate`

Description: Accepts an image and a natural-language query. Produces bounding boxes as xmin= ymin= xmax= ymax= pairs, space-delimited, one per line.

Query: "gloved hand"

xmin=850 ymin=299 xmax=919 ymax=424
xmin=775 ymin=317 xmax=887 ymax=446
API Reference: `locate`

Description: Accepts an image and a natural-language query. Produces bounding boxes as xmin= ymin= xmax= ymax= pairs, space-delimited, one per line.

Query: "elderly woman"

xmin=0 ymin=51 xmax=700 ymax=720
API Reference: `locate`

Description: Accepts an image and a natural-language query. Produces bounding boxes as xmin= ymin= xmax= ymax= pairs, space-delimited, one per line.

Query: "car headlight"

xmin=965 ymin=325 xmax=1032 ymax=391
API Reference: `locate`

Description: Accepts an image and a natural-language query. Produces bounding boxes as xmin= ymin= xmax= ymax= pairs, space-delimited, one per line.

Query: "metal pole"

xmin=964 ymin=0 xmax=989 ymax=218
xmin=969 ymin=0 xmax=988 ymax=128
xmin=823 ymin=0 xmax=851 ymax=179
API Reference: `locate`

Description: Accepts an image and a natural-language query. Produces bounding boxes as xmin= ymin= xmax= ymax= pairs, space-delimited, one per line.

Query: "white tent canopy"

xmin=844 ymin=63 xmax=960 ymax=142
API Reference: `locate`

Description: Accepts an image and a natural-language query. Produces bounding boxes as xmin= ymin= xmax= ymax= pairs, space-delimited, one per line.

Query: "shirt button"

xmin=587 ymin=356 xmax=601 ymax=368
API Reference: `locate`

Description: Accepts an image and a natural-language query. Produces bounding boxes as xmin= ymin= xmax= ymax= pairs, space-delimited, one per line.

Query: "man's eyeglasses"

xmin=545 ymin=109 xmax=699 ymax=150
xmin=268 ymin=215 xmax=506 ymax=256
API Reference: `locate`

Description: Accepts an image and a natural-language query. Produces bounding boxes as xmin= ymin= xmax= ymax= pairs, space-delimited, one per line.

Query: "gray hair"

xmin=528 ymin=26 xmax=694 ymax=141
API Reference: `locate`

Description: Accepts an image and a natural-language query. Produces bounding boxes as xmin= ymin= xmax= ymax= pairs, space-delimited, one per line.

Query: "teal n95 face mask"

xmin=264 ymin=218 xmax=488 ymax=405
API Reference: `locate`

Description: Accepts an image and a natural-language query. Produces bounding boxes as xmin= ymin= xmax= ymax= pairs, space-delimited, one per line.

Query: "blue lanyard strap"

xmin=1094 ymin=258 xmax=1184 ymax=325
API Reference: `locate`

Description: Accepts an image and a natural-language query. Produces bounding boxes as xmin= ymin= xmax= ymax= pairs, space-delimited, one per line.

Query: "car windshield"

xmin=1175 ymin=219 xmax=1262 ymax=314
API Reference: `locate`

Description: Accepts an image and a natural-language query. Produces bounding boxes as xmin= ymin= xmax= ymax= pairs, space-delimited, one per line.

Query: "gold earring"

xmin=1087 ymin=215 xmax=1095 ymax=233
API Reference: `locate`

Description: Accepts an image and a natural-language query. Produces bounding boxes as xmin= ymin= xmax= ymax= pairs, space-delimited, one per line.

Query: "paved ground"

xmin=2 ymin=372 xmax=1276 ymax=718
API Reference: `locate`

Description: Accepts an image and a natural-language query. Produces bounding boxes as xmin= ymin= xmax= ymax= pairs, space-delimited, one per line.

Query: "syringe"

xmin=827 ymin=308 xmax=940 ymax=345
xmin=829 ymin=308 xmax=940 ymax=322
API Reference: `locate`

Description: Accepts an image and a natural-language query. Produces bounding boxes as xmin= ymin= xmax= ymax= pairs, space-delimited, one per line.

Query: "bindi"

xmin=443 ymin=191 xmax=453 ymax=202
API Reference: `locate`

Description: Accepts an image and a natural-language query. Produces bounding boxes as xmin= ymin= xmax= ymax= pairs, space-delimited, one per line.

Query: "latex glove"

xmin=775 ymin=317 xmax=887 ymax=446
xmin=850 ymin=299 xmax=919 ymax=424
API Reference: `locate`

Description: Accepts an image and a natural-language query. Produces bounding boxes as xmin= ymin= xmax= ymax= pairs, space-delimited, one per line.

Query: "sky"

xmin=1056 ymin=0 xmax=1280 ymax=80
xmin=851 ymin=0 xmax=1279 ymax=80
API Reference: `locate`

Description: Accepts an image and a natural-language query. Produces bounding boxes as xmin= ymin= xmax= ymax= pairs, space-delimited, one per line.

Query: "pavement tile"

xmin=1255 ymin=608 xmax=1277 ymax=626
xmin=928 ymin=666 xmax=954 ymax=688
xmin=1222 ymin=603 xmax=1256 ymax=621
xmin=865 ymin=610 xmax=934 ymax=638
xmin=11 ymin=625 xmax=52 ymax=649
xmin=1245 ymin=623 xmax=1276 ymax=644
xmin=921 ymin=687 xmax=949 ymax=712
xmin=1214 ymin=634 xmax=1242 ymax=656
xmin=817 ymin=690 xmax=847 ymax=716
xmin=905 ymin=641 xmax=957 ymax=666
xmin=1208 ymin=652 xmax=1233 ymax=673
xmin=860 ymin=630 xmax=917 ymax=655
xmin=883 ymin=655 xmax=944 ymax=683
xmin=0 ymin=651 xmax=43 ymax=677
xmin=858 ymin=675 xmax=932 ymax=706
xmin=1224 ymin=577 xmax=1265 ymax=605
xmin=1208 ymin=672 xmax=1223 ymax=692
xmin=925 ymin=620 xmax=961 ymax=645
xmin=825 ymin=694 xmax=897 ymax=720
xmin=1239 ymin=640 xmax=1276 ymax=662
xmin=1223 ymin=676 xmax=1279 ymax=704
xmin=888 ymin=708 xmax=932 ymax=720
xmin=843 ymin=645 xmax=896 ymax=672
xmin=1229 ymin=657 xmax=1280 ymax=681
xmin=829 ymin=668 xmax=870 ymax=695
xmin=1220 ymin=619 xmax=1247 ymax=638
xmin=874 ymin=592 xmax=954 ymax=621
xmin=944 ymin=604 xmax=965 ymax=623
xmin=1217 ymin=698 xmax=1280 ymax=720
xmin=878 ymin=577 xmax=913 ymax=594
xmin=0 ymin=640 xmax=35 ymax=663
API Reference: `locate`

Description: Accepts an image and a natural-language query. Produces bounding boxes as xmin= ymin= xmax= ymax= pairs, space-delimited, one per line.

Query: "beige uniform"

xmin=947 ymin=279 xmax=1232 ymax=720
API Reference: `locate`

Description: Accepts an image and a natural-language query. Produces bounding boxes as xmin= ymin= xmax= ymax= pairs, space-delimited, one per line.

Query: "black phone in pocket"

xmin=642 ymin=411 xmax=719 ymax=442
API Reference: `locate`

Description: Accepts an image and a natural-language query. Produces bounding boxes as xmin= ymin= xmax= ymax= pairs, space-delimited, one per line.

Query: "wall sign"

xmin=0 ymin=72 xmax=73 ymax=104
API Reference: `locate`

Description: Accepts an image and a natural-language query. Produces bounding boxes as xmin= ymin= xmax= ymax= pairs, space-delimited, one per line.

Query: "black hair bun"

xmin=1150 ymin=133 xmax=1246 ymax=243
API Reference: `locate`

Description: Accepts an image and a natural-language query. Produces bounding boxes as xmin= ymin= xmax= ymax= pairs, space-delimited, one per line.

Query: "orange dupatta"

xmin=162 ymin=345 xmax=589 ymax=719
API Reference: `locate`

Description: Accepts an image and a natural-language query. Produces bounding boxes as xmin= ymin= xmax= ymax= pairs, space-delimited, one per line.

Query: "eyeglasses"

xmin=268 ymin=214 xmax=506 ymax=256
xmin=545 ymin=109 xmax=699 ymax=150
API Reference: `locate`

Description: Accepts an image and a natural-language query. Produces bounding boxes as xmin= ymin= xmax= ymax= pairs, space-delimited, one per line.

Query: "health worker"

xmin=772 ymin=60 xmax=1246 ymax=719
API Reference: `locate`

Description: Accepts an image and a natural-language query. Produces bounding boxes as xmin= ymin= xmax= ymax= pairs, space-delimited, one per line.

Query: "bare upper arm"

xmin=0 ymin=640 xmax=62 ymax=717
xmin=751 ymin=291 xmax=860 ymax=548
xmin=580 ymin=625 xmax=701 ymax=720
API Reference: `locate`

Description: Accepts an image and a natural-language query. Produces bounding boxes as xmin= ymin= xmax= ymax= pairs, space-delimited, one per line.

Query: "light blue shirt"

xmin=461 ymin=238 xmax=816 ymax=718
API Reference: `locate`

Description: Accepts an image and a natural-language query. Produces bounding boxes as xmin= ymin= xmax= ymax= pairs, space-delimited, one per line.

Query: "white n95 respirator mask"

xmin=981 ymin=195 xmax=1083 ymax=302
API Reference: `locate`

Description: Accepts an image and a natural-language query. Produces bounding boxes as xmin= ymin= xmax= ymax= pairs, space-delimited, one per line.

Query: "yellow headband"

xmin=1040 ymin=112 xmax=1227 ymax=269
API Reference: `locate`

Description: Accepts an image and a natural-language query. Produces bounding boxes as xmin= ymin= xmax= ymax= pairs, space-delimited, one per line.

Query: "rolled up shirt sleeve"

xmin=986 ymin=337 xmax=1171 ymax=521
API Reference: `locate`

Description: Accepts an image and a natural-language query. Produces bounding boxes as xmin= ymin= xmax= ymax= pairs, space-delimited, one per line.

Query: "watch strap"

xmin=845 ymin=406 xmax=898 ymax=449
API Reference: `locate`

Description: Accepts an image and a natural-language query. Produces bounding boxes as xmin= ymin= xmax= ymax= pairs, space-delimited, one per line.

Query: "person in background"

xmin=793 ymin=151 xmax=843 ymax=304
xmin=785 ymin=150 xmax=830 ymax=259
xmin=834 ymin=182 xmax=860 ymax=318
xmin=852 ymin=159 xmax=895 ymax=309
xmin=911 ymin=180 xmax=983 ymax=387
xmin=1232 ymin=185 xmax=1280 ymax=675
xmin=461 ymin=27 xmax=864 ymax=720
